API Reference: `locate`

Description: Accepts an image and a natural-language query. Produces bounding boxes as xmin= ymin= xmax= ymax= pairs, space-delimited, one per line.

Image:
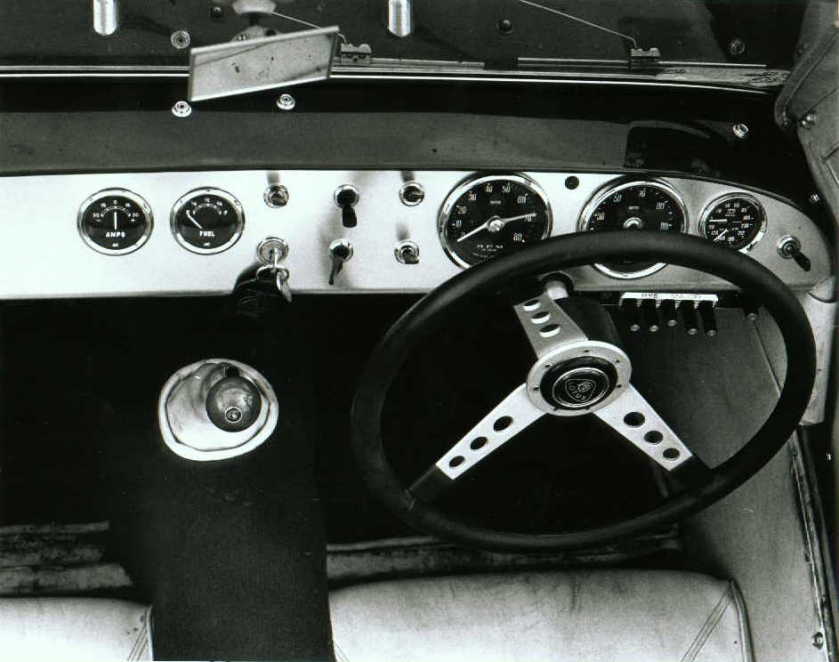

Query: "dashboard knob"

xmin=620 ymin=298 xmax=641 ymax=332
xmin=660 ymin=299 xmax=679 ymax=328
xmin=641 ymin=299 xmax=660 ymax=333
xmin=697 ymin=301 xmax=718 ymax=337
xmin=681 ymin=303 xmax=699 ymax=336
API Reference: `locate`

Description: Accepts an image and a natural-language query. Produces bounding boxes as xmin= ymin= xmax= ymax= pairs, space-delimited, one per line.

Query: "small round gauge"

xmin=78 ymin=189 xmax=153 ymax=255
xmin=439 ymin=174 xmax=552 ymax=267
xmin=171 ymin=188 xmax=244 ymax=254
xmin=700 ymin=193 xmax=766 ymax=252
xmin=579 ymin=180 xmax=687 ymax=279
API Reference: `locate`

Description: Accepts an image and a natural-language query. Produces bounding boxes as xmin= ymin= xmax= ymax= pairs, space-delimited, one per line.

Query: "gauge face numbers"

xmin=701 ymin=195 xmax=766 ymax=251
xmin=581 ymin=182 xmax=686 ymax=278
xmin=78 ymin=190 xmax=152 ymax=255
xmin=439 ymin=175 xmax=552 ymax=267
xmin=171 ymin=189 xmax=244 ymax=254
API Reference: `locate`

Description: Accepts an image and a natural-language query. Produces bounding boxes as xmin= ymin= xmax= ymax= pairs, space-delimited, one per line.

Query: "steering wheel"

xmin=351 ymin=232 xmax=816 ymax=551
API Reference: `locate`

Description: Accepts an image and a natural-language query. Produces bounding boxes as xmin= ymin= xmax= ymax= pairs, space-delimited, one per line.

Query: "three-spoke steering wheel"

xmin=351 ymin=232 xmax=816 ymax=551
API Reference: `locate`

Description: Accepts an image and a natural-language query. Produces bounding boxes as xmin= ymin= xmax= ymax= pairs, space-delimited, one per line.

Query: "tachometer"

xmin=579 ymin=180 xmax=686 ymax=279
xmin=700 ymin=193 xmax=766 ymax=252
xmin=439 ymin=174 xmax=552 ymax=267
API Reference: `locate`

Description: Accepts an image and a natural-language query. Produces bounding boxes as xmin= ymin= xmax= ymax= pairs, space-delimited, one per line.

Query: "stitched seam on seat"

xmin=680 ymin=583 xmax=734 ymax=662
xmin=127 ymin=608 xmax=152 ymax=661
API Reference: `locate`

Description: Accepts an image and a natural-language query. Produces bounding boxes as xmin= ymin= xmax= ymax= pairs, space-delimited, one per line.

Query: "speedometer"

xmin=700 ymin=193 xmax=766 ymax=252
xmin=579 ymin=180 xmax=687 ymax=279
xmin=439 ymin=174 xmax=552 ymax=267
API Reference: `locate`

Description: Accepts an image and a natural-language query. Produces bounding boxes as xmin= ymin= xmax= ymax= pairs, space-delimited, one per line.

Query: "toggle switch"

xmin=741 ymin=295 xmax=759 ymax=321
xmin=328 ymin=239 xmax=353 ymax=285
xmin=335 ymin=185 xmax=359 ymax=228
xmin=681 ymin=302 xmax=699 ymax=336
xmin=641 ymin=299 xmax=660 ymax=333
xmin=394 ymin=240 xmax=420 ymax=265
xmin=660 ymin=299 xmax=679 ymax=328
xmin=620 ymin=298 xmax=641 ymax=332
xmin=697 ymin=300 xmax=717 ymax=337
xmin=778 ymin=236 xmax=811 ymax=271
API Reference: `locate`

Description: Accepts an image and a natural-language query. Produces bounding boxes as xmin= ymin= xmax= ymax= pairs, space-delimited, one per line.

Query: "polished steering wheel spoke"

xmin=513 ymin=282 xmax=588 ymax=358
xmin=409 ymin=385 xmax=545 ymax=502
xmin=594 ymin=384 xmax=711 ymax=482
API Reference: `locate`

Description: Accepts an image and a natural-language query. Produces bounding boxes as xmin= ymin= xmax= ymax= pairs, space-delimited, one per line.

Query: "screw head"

xmin=498 ymin=18 xmax=513 ymax=34
xmin=170 ymin=30 xmax=191 ymax=50
xmin=728 ymin=37 xmax=746 ymax=56
xmin=808 ymin=192 xmax=821 ymax=205
xmin=171 ymin=100 xmax=192 ymax=118
xmin=732 ymin=123 xmax=749 ymax=139
xmin=276 ymin=93 xmax=296 ymax=111
xmin=210 ymin=5 xmax=224 ymax=19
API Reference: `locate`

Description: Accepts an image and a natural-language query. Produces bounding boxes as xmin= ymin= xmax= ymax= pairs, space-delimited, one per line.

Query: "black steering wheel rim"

xmin=351 ymin=232 xmax=816 ymax=552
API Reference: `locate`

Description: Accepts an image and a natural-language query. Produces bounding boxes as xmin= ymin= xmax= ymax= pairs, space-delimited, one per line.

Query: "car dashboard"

xmin=0 ymin=168 xmax=829 ymax=299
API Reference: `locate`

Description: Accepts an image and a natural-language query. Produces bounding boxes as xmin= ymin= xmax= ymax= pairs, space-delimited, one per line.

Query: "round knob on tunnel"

xmin=205 ymin=368 xmax=262 ymax=431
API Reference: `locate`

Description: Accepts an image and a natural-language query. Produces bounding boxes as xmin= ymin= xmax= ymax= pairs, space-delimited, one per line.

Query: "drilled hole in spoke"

xmin=644 ymin=430 xmax=663 ymax=444
xmin=624 ymin=412 xmax=645 ymax=427
xmin=522 ymin=299 xmax=541 ymax=311
xmin=539 ymin=324 xmax=560 ymax=338
xmin=449 ymin=456 xmax=465 ymax=468
xmin=470 ymin=437 xmax=488 ymax=450
xmin=663 ymin=448 xmax=680 ymax=460
xmin=493 ymin=416 xmax=513 ymax=432
xmin=531 ymin=311 xmax=550 ymax=324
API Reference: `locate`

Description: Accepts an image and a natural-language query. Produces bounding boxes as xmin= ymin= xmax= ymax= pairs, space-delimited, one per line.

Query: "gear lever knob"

xmin=158 ymin=359 xmax=279 ymax=461
xmin=205 ymin=366 xmax=262 ymax=431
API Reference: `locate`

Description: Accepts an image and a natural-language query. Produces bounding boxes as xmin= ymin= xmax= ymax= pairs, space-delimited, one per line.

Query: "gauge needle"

xmin=457 ymin=213 xmax=536 ymax=242
xmin=185 ymin=209 xmax=203 ymax=230
xmin=113 ymin=211 xmax=118 ymax=230
xmin=714 ymin=229 xmax=729 ymax=242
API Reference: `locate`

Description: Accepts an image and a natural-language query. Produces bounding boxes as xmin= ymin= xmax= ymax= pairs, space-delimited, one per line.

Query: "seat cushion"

xmin=330 ymin=569 xmax=752 ymax=662
xmin=0 ymin=598 xmax=152 ymax=661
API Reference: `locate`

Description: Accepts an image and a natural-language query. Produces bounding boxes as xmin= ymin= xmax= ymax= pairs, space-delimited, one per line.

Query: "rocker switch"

xmin=335 ymin=186 xmax=359 ymax=228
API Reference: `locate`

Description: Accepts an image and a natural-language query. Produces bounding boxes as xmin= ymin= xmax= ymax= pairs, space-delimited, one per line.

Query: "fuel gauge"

xmin=78 ymin=189 xmax=153 ymax=255
xmin=171 ymin=188 xmax=244 ymax=254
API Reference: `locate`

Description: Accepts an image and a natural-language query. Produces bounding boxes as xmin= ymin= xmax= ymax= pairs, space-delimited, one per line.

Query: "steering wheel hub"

xmin=543 ymin=362 xmax=614 ymax=410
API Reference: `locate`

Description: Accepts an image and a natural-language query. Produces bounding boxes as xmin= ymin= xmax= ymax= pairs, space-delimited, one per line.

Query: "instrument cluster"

xmin=0 ymin=169 xmax=828 ymax=300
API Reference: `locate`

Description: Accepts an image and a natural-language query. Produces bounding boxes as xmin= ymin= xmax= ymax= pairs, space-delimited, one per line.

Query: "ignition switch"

xmin=335 ymin=185 xmax=359 ymax=228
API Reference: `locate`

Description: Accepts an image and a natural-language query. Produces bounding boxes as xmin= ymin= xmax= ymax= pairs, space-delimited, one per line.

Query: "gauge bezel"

xmin=577 ymin=179 xmax=688 ymax=279
xmin=170 ymin=187 xmax=245 ymax=255
xmin=698 ymin=192 xmax=767 ymax=253
xmin=438 ymin=173 xmax=553 ymax=269
xmin=77 ymin=188 xmax=154 ymax=256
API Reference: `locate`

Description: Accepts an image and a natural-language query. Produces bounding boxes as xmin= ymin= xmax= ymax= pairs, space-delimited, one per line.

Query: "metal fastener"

xmin=170 ymin=30 xmax=191 ymax=50
xmin=171 ymin=100 xmax=192 ymax=118
xmin=728 ymin=37 xmax=746 ymax=56
xmin=276 ymin=93 xmax=296 ymax=111
xmin=732 ymin=123 xmax=749 ymax=139
xmin=812 ymin=632 xmax=825 ymax=649
xmin=809 ymin=192 xmax=821 ymax=205
xmin=799 ymin=111 xmax=817 ymax=129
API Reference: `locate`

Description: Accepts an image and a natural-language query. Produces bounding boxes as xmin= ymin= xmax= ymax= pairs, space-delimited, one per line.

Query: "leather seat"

xmin=0 ymin=598 xmax=152 ymax=661
xmin=330 ymin=569 xmax=753 ymax=662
